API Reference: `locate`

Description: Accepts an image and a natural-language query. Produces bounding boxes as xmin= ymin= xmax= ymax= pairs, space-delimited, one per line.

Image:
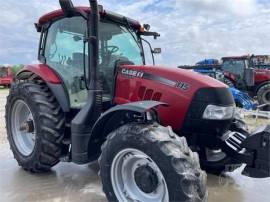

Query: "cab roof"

xmin=38 ymin=6 xmax=141 ymax=30
xmin=221 ymin=55 xmax=249 ymax=60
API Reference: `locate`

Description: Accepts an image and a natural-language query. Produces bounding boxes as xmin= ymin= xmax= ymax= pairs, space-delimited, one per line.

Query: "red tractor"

xmin=0 ymin=66 xmax=13 ymax=88
xmin=222 ymin=55 xmax=270 ymax=110
xmin=5 ymin=1 xmax=270 ymax=201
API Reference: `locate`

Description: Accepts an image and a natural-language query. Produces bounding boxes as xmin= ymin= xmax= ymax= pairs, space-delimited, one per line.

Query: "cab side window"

xmin=223 ymin=60 xmax=245 ymax=76
xmin=44 ymin=17 xmax=88 ymax=108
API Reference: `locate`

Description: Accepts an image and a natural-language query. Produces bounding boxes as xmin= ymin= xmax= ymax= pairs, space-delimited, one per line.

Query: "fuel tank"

xmin=114 ymin=65 xmax=232 ymax=131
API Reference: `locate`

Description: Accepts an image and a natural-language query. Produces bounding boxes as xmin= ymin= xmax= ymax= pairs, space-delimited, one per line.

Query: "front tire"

xmin=6 ymin=79 xmax=65 ymax=172
xmin=99 ymin=123 xmax=207 ymax=202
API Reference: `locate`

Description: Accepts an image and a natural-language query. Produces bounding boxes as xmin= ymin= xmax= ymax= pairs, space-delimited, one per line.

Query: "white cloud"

xmin=0 ymin=0 xmax=269 ymax=66
xmin=178 ymin=0 xmax=258 ymax=16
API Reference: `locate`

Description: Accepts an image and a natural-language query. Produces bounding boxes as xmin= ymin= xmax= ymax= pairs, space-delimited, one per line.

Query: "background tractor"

xmin=0 ymin=66 xmax=13 ymax=88
xmin=178 ymin=63 xmax=257 ymax=110
xmin=5 ymin=0 xmax=270 ymax=201
xmin=222 ymin=55 xmax=270 ymax=110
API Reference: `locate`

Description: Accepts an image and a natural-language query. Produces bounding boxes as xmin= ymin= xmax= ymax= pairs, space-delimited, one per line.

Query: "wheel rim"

xmin=263 ymin=90 xmax=270 ymax=103
xmin=11 ymin=100 xmax=36 ymax=156
xmin=205 ymin=148 xmax=226 ymax=162
xmin=111 ymin=148 xmax=169 ymax=202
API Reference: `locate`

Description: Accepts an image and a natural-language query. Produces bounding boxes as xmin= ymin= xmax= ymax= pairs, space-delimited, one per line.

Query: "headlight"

xmin=203 ymin=105 xmax=235 ymax=120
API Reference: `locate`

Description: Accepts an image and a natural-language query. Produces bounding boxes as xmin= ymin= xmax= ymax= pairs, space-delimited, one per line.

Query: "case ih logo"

xmin=120 ymin=68 xmax=190 ymax=91
xmin=121 ymin=68 xmax=144 ymax=78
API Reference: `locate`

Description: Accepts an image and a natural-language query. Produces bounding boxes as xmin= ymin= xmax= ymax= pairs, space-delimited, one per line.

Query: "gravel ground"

xmin=245 ymin=117 xmax=269 ymax=131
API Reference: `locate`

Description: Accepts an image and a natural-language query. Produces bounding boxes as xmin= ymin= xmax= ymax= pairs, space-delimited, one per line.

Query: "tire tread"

xmin=6 ymin=78 xmax=65 ymax=173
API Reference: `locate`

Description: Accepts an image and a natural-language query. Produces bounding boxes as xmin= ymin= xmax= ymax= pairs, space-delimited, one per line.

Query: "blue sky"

xmin=0 ymin=0 xmax=270 ymax=66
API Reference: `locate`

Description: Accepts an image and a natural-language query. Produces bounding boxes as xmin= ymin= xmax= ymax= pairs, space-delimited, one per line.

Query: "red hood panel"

xmin=121 ymin=65 xmax=227 ymax=90
xmin=114 ymin=65 xmax=228 ymax=130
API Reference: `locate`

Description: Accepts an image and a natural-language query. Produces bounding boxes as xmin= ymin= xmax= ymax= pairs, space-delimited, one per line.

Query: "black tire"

xmin=6 ymin=79 xmax=65 ymax=173
xmin=99 ymin=123 xmax=207 ymax=202
xmin=257 ymin=83 xmax=270 ymax=111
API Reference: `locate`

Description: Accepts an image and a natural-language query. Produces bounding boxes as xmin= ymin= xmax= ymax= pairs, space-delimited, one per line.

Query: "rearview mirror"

xmin=152 ymin=48 xmax=161 ymax=54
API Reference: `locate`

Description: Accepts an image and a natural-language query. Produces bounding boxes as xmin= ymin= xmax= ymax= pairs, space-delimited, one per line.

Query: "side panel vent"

xmin=138 ymin=86 xmax=146 ymax=99
xmin=153 ymin=92 xmax=162 ymax=101
xmin=144 ymin=89 xmax=154 ymax=100
xmin=138 ymin=86 xmax=162 ymax=101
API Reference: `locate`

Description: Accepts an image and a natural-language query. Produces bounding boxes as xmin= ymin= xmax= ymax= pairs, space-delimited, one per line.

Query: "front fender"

xmin=91 ymin=100 xmax=167 ymax=136
xmin=88 ymin=101 xmax=167 ymax=157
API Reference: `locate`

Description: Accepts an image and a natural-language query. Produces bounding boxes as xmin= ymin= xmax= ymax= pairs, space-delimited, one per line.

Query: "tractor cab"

xmin=37 ymin=8 xmax=160 ymax=109
xmin=0 ymin=66 xmax=13 ymax=87
xmin=0 ymin=67 xmax=8 ymax=77
xmin=221 ymin=56 xmax=255 ymax=88
xmin=250 ymin=55 xmax=270 ymax=70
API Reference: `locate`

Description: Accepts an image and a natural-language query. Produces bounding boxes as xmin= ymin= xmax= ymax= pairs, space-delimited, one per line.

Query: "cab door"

xmin=44 ymin=16 xmax=88 ymax=108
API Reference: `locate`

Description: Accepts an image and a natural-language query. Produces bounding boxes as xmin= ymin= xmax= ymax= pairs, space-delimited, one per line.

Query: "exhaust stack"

xmin=70 ymin=0 xmax=102 ymax=164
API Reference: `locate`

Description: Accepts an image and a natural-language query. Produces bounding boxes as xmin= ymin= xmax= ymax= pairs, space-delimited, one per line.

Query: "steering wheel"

xmin=107 ymin=46 xmax=119 ymax=54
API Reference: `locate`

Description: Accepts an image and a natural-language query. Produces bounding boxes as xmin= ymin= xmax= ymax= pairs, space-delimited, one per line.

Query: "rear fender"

xmin=16 ymin=64 xmax=70 ymax=112
xmin=87 ymin=101 xmax=167 ymax=157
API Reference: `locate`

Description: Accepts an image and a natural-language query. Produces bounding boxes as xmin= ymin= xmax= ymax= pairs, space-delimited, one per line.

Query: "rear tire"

xmin=257 ymin=84 xmax=270 ymax=111
xmin=6 ymin=79 xmax=65 ymax=172
xmin=99 ymin=123 xmax=207 ymax=202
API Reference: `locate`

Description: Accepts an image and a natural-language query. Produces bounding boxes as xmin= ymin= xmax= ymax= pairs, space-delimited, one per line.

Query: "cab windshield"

xmin=99 ymin=22 xmax=144 ymax=66
xmin=222 ymin=59 xmax=246 ymax=76
xmin=0 ymin=68 xmax=8 ymax=78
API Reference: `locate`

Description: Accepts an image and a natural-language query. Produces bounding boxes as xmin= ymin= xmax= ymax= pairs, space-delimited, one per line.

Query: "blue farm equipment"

xmin=230 ymin=87 xmax=257 ymax=110
xmin=193 ymin=68 xmax=256 ymax=110
xmin=196 ymin=59 xmax=219 ymax=66
xmin=178 ymin=64 xmax=256 ymax=110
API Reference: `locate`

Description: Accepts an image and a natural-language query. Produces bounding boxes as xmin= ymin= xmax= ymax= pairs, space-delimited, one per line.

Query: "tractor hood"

xmin=119 ymin=64 xmax=227 ymax=93
xmin=114 ymin=65 xmax=233 ymax=130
